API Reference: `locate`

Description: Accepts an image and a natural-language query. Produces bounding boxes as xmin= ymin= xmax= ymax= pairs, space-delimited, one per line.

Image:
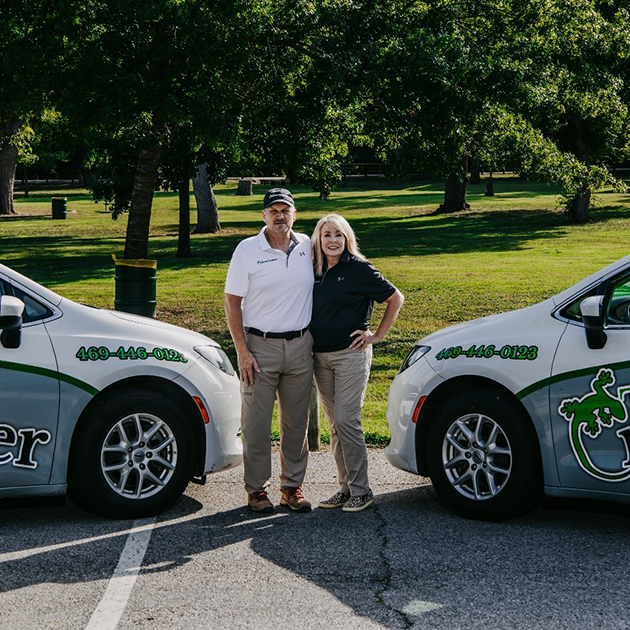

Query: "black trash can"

xmin=113 ymin=257 xmax=157 ymax=318
xmin=52 ymin=197 xmax=67 ymax=219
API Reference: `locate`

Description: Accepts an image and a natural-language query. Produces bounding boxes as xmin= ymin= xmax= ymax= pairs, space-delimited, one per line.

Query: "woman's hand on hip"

xmin=350 ymin=329 xmax=379 ymax=352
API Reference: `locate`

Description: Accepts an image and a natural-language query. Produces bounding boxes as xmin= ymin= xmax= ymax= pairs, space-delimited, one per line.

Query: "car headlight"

xmin=399 ymin=345 xmax=431 ymax=373
xmin=194 ymin=345 xmax=236 ymax=376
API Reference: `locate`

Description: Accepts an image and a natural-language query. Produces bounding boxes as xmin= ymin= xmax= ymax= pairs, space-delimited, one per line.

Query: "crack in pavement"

xmin=373 ymin=503 xmax=414 ymax=630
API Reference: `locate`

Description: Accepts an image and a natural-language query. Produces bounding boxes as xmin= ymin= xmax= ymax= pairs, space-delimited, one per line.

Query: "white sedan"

xmin=386 ymin=254 xmax=630 ymax=520
xmin=0 ymin=263 xmax=242 ymax=518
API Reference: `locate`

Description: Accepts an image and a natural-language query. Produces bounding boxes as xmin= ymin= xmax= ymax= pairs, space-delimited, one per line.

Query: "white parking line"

xmin=85 ymin=517 xmax=156 ymax=630
xmin=0 ymin=514 xmax=192 ymax=565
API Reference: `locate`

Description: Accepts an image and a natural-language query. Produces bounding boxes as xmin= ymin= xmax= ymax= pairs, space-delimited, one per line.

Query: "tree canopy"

xmin=361 ymin=0 xmax=630 ymax=218
xmin=1 ymin=0 xmax=628 ymax=245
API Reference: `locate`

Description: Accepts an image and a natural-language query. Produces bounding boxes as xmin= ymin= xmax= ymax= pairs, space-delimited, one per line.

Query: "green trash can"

xmin=113 ymin=256 xmax=157 ymax=318
xmin=52 ymin=197 xmax=67 ymax=219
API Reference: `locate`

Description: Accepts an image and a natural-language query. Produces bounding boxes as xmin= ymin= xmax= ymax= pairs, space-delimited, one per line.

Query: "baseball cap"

xmin=263 ymin=188 xmax=295 ymax=210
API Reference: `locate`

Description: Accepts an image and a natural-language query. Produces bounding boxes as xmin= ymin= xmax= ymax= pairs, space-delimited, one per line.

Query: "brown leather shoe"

xmin=280 ymin=486 xmax=312 ymax=512
xmin=248 ymin=490 xmax=274 ymax=513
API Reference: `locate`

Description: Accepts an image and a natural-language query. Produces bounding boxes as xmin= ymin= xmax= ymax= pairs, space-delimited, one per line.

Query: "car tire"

xmin=426 ymin=388 xmax=542 ymax=521
xmin=68 ymin=389 xmax=195 ymax=519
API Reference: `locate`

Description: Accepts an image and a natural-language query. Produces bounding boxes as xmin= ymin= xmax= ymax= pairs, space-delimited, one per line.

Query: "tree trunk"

xmin=567 ymin=186 xmax=591 ymax=224
xmin=192 ymin=163 xmax=220 ymax=233
xmin=177 ymin=177 xmax=191 ymax=258
xmin=485 ymin=175 xmax=494 ymax=196
xmin=469 ymin=157 xmax=481 ymax=184
xmin=0 ymin=119 xmax=21 ymax=215
xmin=123 ymin=141 xmax=163 ymax=259
xmin=436 ymin=164 xmax=470 ymax=214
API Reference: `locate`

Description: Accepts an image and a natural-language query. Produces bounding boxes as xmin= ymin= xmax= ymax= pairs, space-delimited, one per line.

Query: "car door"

xmin=550 ymin=270 xmax=630 ymax=492
xmin=0 ymin=280 xmax=59 ymax=487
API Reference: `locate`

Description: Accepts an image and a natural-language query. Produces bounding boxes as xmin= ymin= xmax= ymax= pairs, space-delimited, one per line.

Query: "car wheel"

xmin=68 ymin=389 xmax=195 ymax=519
xmin=426 ymin=389 xmax=541 ymax=520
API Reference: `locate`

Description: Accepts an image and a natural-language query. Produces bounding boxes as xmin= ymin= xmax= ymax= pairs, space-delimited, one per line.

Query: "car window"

xmin=9 ymin=285 xmax=53 ymax=323
xmin=605 ymin=274 xmax=630 ymax=327
xmin=560 ymin=286 xmax=599 ymax=322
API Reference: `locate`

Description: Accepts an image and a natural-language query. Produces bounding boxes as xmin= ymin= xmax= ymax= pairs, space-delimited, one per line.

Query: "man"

xmin=225 ymin=188 xmax=314 ymax=513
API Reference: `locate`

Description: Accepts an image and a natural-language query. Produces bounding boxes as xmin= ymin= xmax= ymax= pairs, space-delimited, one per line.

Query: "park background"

xmin=2 ymin=0 xmax=630 ymax=442
xmin=5 ymin=174 xmax=630 ymax=443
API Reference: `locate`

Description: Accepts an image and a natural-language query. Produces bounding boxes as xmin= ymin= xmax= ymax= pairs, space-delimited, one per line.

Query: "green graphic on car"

xmin=559 ymin=368 xmax=630 ymax=482
xmin=76 ymin=345 xmax=188 ymax=363
xmin=436 ymin=344 xmax=539 ymax=361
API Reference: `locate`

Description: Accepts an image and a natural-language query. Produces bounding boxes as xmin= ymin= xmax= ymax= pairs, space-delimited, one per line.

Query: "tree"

xmin=66 ymin=0 xmax=250 ymax=258
xmin=177 ymin=177 xmax=191 ymax=259
xmin=192 ymin=163 xmax=221 ymax=234
xmin=229 ymin=1 xmax=372 ymax=199
xmin=362 ymin=0 xmax=514 ymax=212
xmin=515 ymin=0 xmax=630 ymax=222
xmin=1 ymin=120 xmax=26 ymax=214
xmin=362 ymin=0 xmax=630 ymax=219
xmin=192 ymin=150 xmax=236 ymax=234
xmin=0 ymin=0 xmax=73 ymax=214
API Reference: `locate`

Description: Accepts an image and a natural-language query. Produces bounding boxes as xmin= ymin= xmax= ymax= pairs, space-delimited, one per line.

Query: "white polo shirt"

xmin=225 ymin=228 xmax=314 ymax=333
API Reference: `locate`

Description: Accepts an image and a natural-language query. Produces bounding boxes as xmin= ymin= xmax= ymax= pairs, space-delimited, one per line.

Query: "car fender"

xmin=398 ymin=301 xmax=567 ymax=486
xmin=385 ymin=357 xmax=445 ymax=473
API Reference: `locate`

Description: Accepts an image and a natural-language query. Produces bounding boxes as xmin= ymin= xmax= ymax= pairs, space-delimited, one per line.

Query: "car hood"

xmin=107 ymin=309 xmax=218 ymax=346
xmin=419 ymin=313 xmax=504 ymax=345
xmin=417 ymin=298 xmax=555 ymax=346
xmin=57 ymin=299 xmax=219 ymax=349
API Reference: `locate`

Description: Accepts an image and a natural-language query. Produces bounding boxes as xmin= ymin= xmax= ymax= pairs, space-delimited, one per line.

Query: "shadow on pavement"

xmin=2 ymin=486 xmax=630 ymax=629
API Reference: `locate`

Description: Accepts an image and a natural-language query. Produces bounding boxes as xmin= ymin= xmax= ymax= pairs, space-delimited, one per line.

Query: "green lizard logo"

xmin=558 ymin=368 xmax=630 ymax=482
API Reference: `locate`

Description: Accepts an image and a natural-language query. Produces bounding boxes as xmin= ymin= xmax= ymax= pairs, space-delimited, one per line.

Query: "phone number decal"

xmin=436 ymin=344 xmax=538 ymax=361
xmin=76 ymin=346 xmax=188 ymax=363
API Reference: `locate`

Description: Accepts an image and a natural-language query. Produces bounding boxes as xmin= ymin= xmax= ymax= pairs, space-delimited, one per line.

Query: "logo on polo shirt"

xmin=337 ymin=276 xmax=345 ymax=281
xmin=257 ymin=258 xmax=279 ymax=265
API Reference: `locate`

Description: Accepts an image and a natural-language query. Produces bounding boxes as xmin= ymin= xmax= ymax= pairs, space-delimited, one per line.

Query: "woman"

xmin=311 ymin=214 xmax=404 ymax=512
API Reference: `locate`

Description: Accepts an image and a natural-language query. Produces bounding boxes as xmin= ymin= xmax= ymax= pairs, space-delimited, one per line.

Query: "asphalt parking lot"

xmin=2 ymin=449 xmax=630 ymax=630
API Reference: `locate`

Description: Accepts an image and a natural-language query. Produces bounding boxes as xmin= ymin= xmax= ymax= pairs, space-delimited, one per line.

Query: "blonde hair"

xmin=312 ymin=214 xmax=364 ymax=277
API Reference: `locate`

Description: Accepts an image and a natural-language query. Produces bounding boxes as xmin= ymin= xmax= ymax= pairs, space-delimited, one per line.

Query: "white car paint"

xmin=0 ymin=263 xmax=242 ymax=517
xmin=385 ymin=253 xmax=630 ymax=518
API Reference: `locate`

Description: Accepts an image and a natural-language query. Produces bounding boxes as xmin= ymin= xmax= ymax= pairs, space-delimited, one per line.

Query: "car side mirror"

xmin=0 ymin=295 xmax=24 ymax=349
xmin=580 ymin=295 xmax=606 ymax=350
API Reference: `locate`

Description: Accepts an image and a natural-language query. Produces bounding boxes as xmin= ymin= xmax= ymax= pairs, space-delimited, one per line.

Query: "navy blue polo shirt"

xmin=311 ymin=250 xmax=396 ymax=352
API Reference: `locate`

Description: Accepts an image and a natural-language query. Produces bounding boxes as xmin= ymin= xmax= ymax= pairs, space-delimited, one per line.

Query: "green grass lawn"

xmin=4 ymin=176 xmax=630 ymax=444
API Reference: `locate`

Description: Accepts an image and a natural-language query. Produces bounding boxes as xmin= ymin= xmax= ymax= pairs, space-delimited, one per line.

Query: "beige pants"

xmin=241 ymin=331 xmax=313 ymax=494
xmin=313 ymin=345 xmax=372 ymax=496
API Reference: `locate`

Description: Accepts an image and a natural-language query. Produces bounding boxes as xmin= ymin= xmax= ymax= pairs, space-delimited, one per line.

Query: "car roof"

xmin=553 ymin=253 xmax=630 ymax=306
xmin=0 ymin=263 xmax=63 ymax=307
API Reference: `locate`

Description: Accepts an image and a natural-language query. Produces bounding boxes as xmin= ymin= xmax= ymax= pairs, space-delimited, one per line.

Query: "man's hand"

xmin=225 ymin=293 xmax=261 ymax=385
xmin=238 ymin=349 xmax=260 ymax=386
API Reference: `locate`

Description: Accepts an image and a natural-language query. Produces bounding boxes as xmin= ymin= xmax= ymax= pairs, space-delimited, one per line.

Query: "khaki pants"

xmin=241 ymin=331 xmax=313 ymax=494
xmin=313 ymin=346 xmax=372 ymax=496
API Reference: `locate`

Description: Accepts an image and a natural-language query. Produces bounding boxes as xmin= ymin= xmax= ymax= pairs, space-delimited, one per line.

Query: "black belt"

xmin=245 ymin=326 xmax=309 ymax=340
